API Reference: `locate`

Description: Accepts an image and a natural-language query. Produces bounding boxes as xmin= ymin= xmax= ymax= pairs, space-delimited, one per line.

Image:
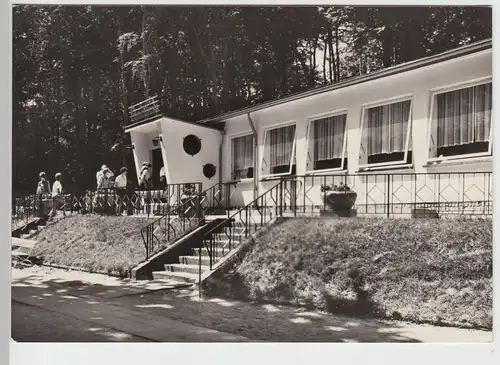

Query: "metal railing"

xmin=200 ymin=181 xmax=284 ymax=271
xmin=269 ymin=172 xmax=492 ymax=218
xmin=11 ymin=194 xmax=51 ymax=231
xmin=11 ymin=183 xmax=203 ymax=230
xmin=140 ymin=193 xmax=204 ymax=260
xmin=128 ymin=95 xmax=161 ymax=126
xmin=199 ymin=181 xmax=239 ymax=217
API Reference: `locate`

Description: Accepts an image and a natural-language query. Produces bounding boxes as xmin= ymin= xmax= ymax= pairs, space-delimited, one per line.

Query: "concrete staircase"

xmin=151 ymin=213 xmax=263 ymax=284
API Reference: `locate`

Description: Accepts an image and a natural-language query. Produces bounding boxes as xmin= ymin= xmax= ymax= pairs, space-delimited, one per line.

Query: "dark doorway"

xmin=151 ymin=148 xmax=163 ymax=189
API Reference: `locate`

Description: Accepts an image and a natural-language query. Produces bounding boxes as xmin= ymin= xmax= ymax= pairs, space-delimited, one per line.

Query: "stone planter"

xmin=322 ymin=191 xmax=357 ymax=217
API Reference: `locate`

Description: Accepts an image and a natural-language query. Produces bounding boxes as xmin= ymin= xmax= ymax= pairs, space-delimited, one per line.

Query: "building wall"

xmin=130 ymin=122 xmax=163 ymax=181
xmin=222 ymin=49 xmax=493 ymax=207
xmin=159 ymin=118 xmax=222 ymax=188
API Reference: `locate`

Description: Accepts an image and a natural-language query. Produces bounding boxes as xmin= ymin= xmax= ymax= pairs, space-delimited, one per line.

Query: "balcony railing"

xmin=128 ymin=95 xmax=161 ymax=127
xmin=264 ymin=172 xmax=493 ymax=219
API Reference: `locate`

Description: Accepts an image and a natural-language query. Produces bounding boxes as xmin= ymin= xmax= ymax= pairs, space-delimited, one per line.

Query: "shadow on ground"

xmin=12 ymin=267 xmax=246 ymax=343
xmin=11 ymin=266 xmax=422 ymax=342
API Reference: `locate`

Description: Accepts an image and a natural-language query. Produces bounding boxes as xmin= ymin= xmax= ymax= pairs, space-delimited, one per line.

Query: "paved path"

xmin=12 ymin=301 xmax=149 ymax=342
xmin=11 ymin=267 xmax=247 ymax=342
xmin=11 ymin=267 xmax=492 ymax=343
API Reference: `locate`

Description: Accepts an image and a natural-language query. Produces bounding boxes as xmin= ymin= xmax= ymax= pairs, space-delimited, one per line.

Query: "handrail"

xmin=128 ymin=95 xmax=159 ymax=111
xmin=198 ymin=181 xmax=239 ymax=216
xmin=200 ymin=181 xmax=283 ymax=270
xmin=205 ymin=182 xmax=282 ymax=236
xmin=140 ymin=187 xmax=204 ymax=260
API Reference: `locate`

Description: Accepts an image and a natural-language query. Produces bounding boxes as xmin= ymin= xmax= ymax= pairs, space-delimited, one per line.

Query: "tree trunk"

xmin=335 ymin=26 xmax=340 ymax=81
xmin=120 ymin=49 xmax=129 ymax=126
xmin=327 ymin=26 xmax=335 ymax=82
xmin=322 ymin=35 xmax=327 ymax=84
xmin=141 ymin=6 xmax=150 ymax=98
xmin=382 ymin=30 xmax=393 ymax=67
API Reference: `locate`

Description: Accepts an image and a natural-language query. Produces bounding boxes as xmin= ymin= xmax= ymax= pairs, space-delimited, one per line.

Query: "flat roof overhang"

xmin=125 ymin=115 xmax=224 ymax=134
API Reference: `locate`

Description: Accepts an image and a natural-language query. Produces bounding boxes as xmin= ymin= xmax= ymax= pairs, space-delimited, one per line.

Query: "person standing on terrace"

xmin=115 ymin=167 xmax=131 ymax=215
xmin=159 ymin=165 xmax=166 ymax=190
xmin=36 ymin=172 xmax=50 ymax=196
xmin=35 ymin=172 xmax=51 ymax=217
xmin=138 ymin=162 xmax=153 ymax=215
xmin=48 ymin=172 xmax=65 ymax=220
xmin=96 ymin=165 xmax=114 ymax=190
xmin=139 ymin=162 xmax=153 ymax=190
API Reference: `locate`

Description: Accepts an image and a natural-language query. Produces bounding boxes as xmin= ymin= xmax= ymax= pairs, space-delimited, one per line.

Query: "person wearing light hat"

xmin=49 ymin=172 xmax=65 ymax=220
xmin=139 ymin=162 xmax=152 ymax=190
xmin=36 ymin=172 xmax=50 ymax=196
xmin=138 ymin=162 xmax=153 ymax=215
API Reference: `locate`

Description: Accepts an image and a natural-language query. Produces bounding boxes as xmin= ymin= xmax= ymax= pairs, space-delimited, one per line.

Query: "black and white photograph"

xmin=9 ymin=2 xmax=493 ymax=348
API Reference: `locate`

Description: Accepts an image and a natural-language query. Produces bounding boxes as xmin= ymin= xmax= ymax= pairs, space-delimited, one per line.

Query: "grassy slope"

xmin=205 ymin=217 xmax=492 ymax=329
xmin=32 ymin=215 xmax=157 ymax=277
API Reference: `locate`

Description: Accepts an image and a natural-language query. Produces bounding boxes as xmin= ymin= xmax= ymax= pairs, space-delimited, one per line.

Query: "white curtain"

xmin=365 ymin=100 xmax=411 ymax=155
xmin=436 ymin=82 xmax=492 ymax=148
xmin=232 ymin=134 xmax=254 ymax=179
xmin=312 ymin=114 xmax=346 ymax=161
xmin=268 ymin=125 xmax=296 ymax=169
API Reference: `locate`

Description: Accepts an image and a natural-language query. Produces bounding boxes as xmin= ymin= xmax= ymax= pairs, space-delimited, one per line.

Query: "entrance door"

xmin=151 ymin=148 xmax=163 ymax=189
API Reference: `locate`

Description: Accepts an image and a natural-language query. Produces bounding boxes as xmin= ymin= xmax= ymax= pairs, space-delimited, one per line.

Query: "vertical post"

xmin=245 ymin=207 xmax=249 ymax=238
xmin=198 ymin=241 xmax=203 ymax=298
xmin=198 ymin=246 xmax=202 ymax=299
xmin=210 ymin=236 xmax=213 ymax=271
xmin=303 ymin=176 xmax=306 ymax=214
xmin=437 ymin=173 xmax=441 ymax=216
xmin=462 ymin=172 xmax=465 ymax=216
xmin=386 ymin=174 xmax=390 ymax=218
xmin=275 ymin=184 xmax=278 ymax=218
xmin=365 ymin=176 xmax=368 ymax=215
xmin=279 ymin=180 xmax=283 ymax=216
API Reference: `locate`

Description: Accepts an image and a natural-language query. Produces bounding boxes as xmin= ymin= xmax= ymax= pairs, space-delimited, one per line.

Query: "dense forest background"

xmin=12 ymin=5 xmax=492 ymax=196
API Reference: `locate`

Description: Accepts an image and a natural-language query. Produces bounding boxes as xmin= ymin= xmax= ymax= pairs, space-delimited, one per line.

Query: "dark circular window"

xmin=203 ymin=164 xmax=216 ymax=179
xmin=183 ymin=134 xmax=202 ymax=156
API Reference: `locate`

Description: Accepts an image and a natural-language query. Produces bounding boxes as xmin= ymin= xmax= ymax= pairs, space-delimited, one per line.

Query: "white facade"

xmin=128 ymin=117 xmax=221 ymax=188
xmin=221 ymin=48 xmax=492 ymax=207
xmin=127 ymin=44 xmax=493 ymax=213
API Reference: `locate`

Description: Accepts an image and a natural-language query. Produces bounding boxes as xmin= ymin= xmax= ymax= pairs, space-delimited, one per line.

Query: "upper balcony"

xmin=127 ymin=95 xmax=162 ymax=129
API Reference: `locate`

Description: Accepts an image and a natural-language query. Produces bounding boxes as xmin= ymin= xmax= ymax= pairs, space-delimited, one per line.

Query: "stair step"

xmin=179 ymin=255 xmax=211 ymax=266
xmin=164 ymin=263 xmax=210 ymax=275
xmin=152 ymin=270 xmax=199 ymax=283
xmin=202 ymin=239 xmax=238 ymax=250
xmin=197 ymin=247 xmax=235 ymax=257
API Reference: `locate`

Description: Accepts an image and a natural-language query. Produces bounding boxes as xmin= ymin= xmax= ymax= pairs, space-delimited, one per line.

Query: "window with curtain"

xmin=262 ymin=124 xmax=296 ymax=176
xmin=306 ymin=113 xmax=347 ymax=171
xmin=231 ymin=134 xmax=254 ymax=180
xmin=429 ymin=82 xmax=492 ymax=159
xmin=360 ymin=99 xmax=412 ymax=166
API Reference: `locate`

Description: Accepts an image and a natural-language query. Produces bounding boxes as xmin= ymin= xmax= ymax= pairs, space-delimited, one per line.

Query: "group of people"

xmin=35 ymin=171 xmax=64 ymax=219
xmin=95 ymin=162 xmax=166 ymax=191
xmin=33 ymin=162 xmax=167 ymax=219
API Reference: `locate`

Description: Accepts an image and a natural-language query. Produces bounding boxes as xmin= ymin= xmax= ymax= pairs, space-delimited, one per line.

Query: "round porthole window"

xmin=203 ymin=164 xmax=216 ymax=179
xmin=183 ymin=134 xmax=202 ymax=156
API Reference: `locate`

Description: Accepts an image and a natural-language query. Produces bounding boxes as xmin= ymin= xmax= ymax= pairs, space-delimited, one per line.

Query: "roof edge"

xmin=125 ymin=114 xmax=224 ymax=133
xmin=197 ymin=38 xmax=492 ymax=124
